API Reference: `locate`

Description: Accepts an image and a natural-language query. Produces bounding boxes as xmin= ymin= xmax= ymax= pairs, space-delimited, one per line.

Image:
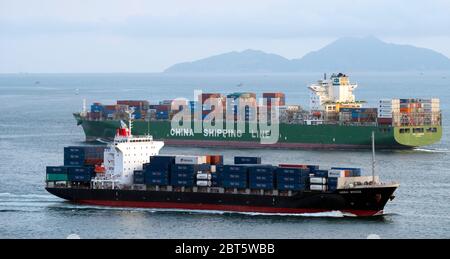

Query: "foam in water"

xmin=413 ymin=148 xmax=449 ymax=153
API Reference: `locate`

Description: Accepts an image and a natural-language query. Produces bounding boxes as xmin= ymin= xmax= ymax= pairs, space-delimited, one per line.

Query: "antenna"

xmin=82 ymin=99 xmax=87 ymax=114
xmin=125 ymin=107 xmax=135 ymax=135
xmin=371 ymin=131 xmax=376 ymax=184
xmin=324 ymin=73 xmax=327 ymax=80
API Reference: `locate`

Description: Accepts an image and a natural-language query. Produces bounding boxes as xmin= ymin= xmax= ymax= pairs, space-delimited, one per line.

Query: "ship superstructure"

xmin=308 ymin=73 xmax=359 ymax=112
xmin=92 ymin=120 xmax=164 ymax=188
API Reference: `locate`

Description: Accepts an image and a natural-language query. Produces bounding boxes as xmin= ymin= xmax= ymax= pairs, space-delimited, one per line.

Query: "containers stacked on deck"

xmin=143 ymin=156 xmax=174 ymax=185
xmin=328 ymin=167 xmax=362 ymax=191
xmin=248 ymin=166 xmax=276 ymax=190
xmin=150 ymin=101 xmax=172 ymax=120
xmin=46 ymin=145 xmax=105 ymax=183
xmin=46 ymin=166 xmax=69 ymax=182
xmin=117 ymin=100 xmax=149 ymax=120
xmin=226 ymin=92 xmax=257 ymax=121
xmin=141 ymin=155 xmax=224 ymax=187
xmin=221 ymin=165 xmax=249 ymax=189
xmin=377 ymin=99 xmax=399 ymax=125
xmin=339 ymin=108 xmax=377 ymax=123
xmin=88 ymin=101 xmax=151 ymax=120
xmin=263 ymin=93 xmax=286 ymax=106
xmin=200 ymin=93 xmax=224 ymax=120
xmin=64 ymin=146 xmax=105 ymax=166
xmin=89 ymin=102 xmax=104 ymax=120
xmin=103 ymin=105 xmax=119 ymax=119
xmin=389 ymin=98 xmax=441 ymax=126
xmin=309 ymin=169 xmax=329 ymax=191
xmin=46 ymin=165 xmax=94 ymax=183
xmin=276 ymin=166 xmax=309 ymax=191
xmin=139 ymin=157 xmax=363 ymax=192
xmin=171 ymin=164 xmax=198 ymax=187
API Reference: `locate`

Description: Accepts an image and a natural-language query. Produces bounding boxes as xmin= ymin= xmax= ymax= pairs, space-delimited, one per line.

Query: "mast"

xmin=82 ymin=99 xmax=87 ymax=115
xmin=371 ymin=131 xmax=376 ymax=184
xmin=125 ymin=108 xmax=134 ymax=135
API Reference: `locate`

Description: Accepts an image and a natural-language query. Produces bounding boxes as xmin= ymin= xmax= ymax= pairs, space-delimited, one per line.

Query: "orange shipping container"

xmin=400 ymin=108 xmax=411 ymax=113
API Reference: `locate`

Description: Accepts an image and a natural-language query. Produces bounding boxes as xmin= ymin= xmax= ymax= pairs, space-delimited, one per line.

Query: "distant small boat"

xmin=75 ymin=88 xmax=80 ymax=95
xmin=236 ymin=83 xmax=244 ymax=87
xmin=35 ymin=81 xmax=40 ymax=85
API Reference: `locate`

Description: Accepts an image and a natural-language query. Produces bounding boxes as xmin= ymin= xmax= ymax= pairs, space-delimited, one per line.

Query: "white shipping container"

xmin=197 ymin=173 xmax=212 ymax=180
xmin=378 ymin=109 xmax=393 ymax=113
xmin=175 ymin=155 xmax=207 ymax=165
xmin=328 ymin=170 xmax=346 ymax=178
xmin=310 ymin=177 xmax=327 ymax=184
xmin=196 ymin=180 xmax=211 ymax=187
xmin=310 ymin=184 xmax=327 ymax=191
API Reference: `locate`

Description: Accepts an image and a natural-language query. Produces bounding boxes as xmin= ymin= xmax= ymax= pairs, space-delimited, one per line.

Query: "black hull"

xmin=46 ymin=185 xmax=397 ymax=217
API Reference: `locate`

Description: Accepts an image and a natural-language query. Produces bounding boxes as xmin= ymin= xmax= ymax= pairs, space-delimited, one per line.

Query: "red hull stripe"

xmin=77 ymin=200 xmax=382 ymax=217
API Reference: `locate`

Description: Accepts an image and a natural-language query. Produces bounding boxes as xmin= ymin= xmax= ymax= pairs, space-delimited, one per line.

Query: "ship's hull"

xmin=46 ymin=185 xmax=397 ymax=217
xmin=75 ymin=114 xmax=442 ymax=150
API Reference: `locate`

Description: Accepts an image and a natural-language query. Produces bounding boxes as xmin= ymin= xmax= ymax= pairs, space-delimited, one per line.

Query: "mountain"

xmin=164 ymin=37 xmax=450 ymax=73
xmin=293 ymin=36 xmax=450 ymax=71
xmin=164 ymin=49 xmax=293 ymax=73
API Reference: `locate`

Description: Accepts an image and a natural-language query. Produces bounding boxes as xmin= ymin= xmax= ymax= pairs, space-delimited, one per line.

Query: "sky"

xmin=1 ymin=0 xmax=450 ymax=73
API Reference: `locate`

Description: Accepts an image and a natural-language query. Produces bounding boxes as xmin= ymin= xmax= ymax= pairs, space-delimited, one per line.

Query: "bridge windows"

xmin=413 ymin=128 xmax=424 ymax=133
xmin=399 ymin=128 xmax=411 ymax=134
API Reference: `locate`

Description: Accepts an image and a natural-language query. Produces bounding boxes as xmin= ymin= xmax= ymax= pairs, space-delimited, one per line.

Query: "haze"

xmin=1 ymin=0 xmax=450 ymax=73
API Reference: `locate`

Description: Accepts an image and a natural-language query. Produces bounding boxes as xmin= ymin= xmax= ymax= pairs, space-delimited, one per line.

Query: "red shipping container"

xmin=278 ymin=164 xmax=308 ymax=169
xmin=377 ymin=118 xmax=393 ymax=125
xmin=263 ymin=92 xmax=285 ymax=98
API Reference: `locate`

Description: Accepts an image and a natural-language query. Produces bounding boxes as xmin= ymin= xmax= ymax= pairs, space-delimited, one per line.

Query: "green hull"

xmin=74 ymin=114 xmax=442 ymax=149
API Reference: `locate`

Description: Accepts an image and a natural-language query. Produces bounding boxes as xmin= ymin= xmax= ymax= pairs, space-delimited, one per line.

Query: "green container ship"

xmin=75 ymin=73 xmax=442 ymax=149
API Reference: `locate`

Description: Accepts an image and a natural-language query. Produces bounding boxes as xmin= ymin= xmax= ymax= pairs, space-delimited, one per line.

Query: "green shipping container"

xmin=46 ymin=173 xmax=68 ymax=182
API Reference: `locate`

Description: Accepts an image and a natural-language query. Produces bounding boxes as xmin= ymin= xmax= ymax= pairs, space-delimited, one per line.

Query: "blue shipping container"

xmin=134 ymin=171 xmax=145 ymax=184
xmin=249 ymin=182 xmax=273 ymax=190
xmin=150 ymin=156 xmax=175 ymax=166
xmin=328 ymin=177 xmax=338 ymax=191
xmin=276 ymin=167 xmax=310 ymax=176
xmin=171 ymin=179 xmax=195 ymax=187
xmin=277 ymin=183 xmax=306 ymax=191
xmin=147 ymin=178 xmax=169 ymax=185
xmin=222 ymin=172 xmax=247 ymax=181
xmin=222 ymin=180 xmax=247 ymax=189
xmin=63 ymin=160 xmax=84 ymax=166
xmin=311 ymin=170 xmax=328 ymax=178
xmin=90 ymin=104 xmax=104 ymax=113
xmin=67 ymin=166 xmax=93 ymax=182
xmin=224 ymin=165 xmax=248 ymax=173
xmin=307 ymin=165 xmax=319 ymax=171
xmin=46 ymin=166 xmax=69 ymax=174
xmin=145 ymin=170 xmax=169 ymax=178
xmin=172 ymin=164 xmax=198 ymax=171
xmin=234 ymin=156 xmax=261 ymax=164
xmin=277 ymin=175 xmax=308 ymax=185
xmin=171 ymin=172 xmax=196 ymax=179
